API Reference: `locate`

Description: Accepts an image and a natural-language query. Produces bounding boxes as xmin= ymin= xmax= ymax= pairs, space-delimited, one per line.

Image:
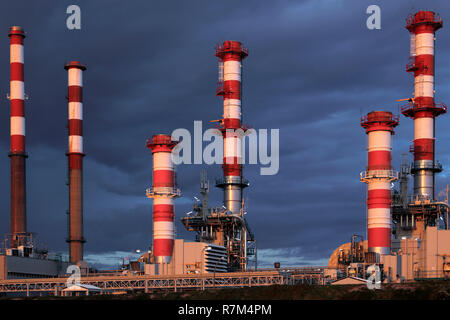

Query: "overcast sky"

xmin=0 ymin=0 xmax=449 ymax=269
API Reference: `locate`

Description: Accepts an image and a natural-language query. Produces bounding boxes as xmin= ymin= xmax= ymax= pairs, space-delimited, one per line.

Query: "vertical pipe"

xmin=403 ymin=11 xmax=445 ymax=200
xmin=361 ymin=111 xmax=399 ymax=255
xmin=8 ymin=26 xmax=27 ymax=248
xmin=65 ymin=61 xmax=86 ymax=263
xmin=146 ymin=135 xmax=179 ymax=264
xmin=215 ymin=41 xmax=249 ymax=214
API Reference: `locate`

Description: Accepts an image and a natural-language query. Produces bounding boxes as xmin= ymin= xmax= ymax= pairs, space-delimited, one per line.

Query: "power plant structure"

xmin=1 ymin=10 xmax=450 ymax=297
xmin=393 ymin=10 xmax=448 ymax=237
xmin=1 ymin=27 xmax=70 ymax=280
xmin=65 ymin=61 xmax=87 ymax=264
xmin=328 ymin=10 xmax=450 ymax=282
xmin=180 ymin=41 xmax=256 ymax=272
xmin=145 ymin=41 xmax=256 ymax=274
xmin=8 ymin=26 xmax=28 ymax=250
xmin=214 ymin=40 xmax=249 ymax=216
xmin=180 ymin=170 xmax=256 ymax=272
xmin=145 ymin=134 xmax=180 ymax=274
xmin=360 ymin=111 xmax=399 ymax=256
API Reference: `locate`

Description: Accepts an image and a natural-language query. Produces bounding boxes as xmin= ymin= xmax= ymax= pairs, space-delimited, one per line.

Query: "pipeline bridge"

xmin=0 ymin=268 xmax=326 ymax=296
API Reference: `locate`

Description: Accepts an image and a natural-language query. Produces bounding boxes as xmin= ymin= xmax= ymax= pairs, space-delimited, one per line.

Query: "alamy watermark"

xmin=366 ymin=5 xmax=381 ymax=30
xmin=170 ymin=121 xmax=279 ymax=176
xmin=66 ymin=265 xmax=81 ymax=287
xmin=66 ymin=5 xmax=81 ymax=30
xmin=366 ymin=264 xmax=381 ymax=289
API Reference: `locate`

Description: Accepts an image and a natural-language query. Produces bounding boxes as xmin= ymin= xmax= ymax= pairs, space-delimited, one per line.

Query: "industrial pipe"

xmin=65 ymin=61 xmax=87 ymax=263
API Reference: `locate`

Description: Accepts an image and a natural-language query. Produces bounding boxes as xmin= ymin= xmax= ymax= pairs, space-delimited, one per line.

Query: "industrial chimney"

xmin=215 ymin=40 xmax=249 ymax=215
xmin=64 ymin=61 xmax=87 ymax=263
xmin=361 ymin=111 xmax=399 ymax=255
xmin=146 ymin=135 xmax=180 ymax=264
xmin=403 ymin=11 xmax=446 ymax=200
xmin=8 ymin=26 xmax=27 ymax=248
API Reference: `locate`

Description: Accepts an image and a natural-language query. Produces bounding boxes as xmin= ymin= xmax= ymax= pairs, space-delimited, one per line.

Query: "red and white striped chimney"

xmin=403 ymin=11 xmax=446 ymax=200
xmin=215 ymin=41 xmax=249 ymax=214
xmin=8 ymin=26 xmax=27 ymax=248
xmin=64 ymin=61 xmax=86 ymax=263
xmin=146 ymin=135 xmax=180 ymax=264
xmin=361 ymin=111 xmax=399 ymax=255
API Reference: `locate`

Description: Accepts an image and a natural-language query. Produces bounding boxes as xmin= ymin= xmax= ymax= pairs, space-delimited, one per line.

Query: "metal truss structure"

xmin=0 ymin=271 xmax=286 ymax=296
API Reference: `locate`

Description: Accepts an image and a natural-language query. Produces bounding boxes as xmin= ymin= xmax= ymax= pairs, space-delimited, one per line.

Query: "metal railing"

xmin=215 ymin=43 xmax=248 ymax=57
xmin=360 ymin=170 xmax=398 ymax=181
xmin=408 ymin=194 xmax=433 ymax=204
xmin=215 ymin=177 xmax=249 ymax=187
xmin=146 ymin=135 xmax=175 ymax=146
xmin=145 ymin=187 xmax=181 ymax=198
xmin=401 ymin=102 xmax=447 ymax=115
xmin=410 ymin=161 xmax=442 ymax=172
xmin=0 ymin=271 xmax=284 ymax=295
xmin=406 ymin=12 xmax=442 ymax=30
xmin=361 ymin=113 xmax=399 ymax=126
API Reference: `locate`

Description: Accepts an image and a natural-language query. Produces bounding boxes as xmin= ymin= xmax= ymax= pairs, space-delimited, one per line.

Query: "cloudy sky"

xmin=0 ymin=0 xmax=449 ymax=269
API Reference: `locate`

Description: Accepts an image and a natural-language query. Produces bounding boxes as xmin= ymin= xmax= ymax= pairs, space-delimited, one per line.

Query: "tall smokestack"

xmin=65 ymin=61 xmax=86 ymax=263
xmin=146 ymin=135 xmax=180 ymax=264
xmin=8 ymin=26 xmax=27 ymax=248
xmin=403 ymin=11 xmax=446 ymax=200
xmin=215 ymin=41 xmax=249 ymax=214
xmin=361 ymin=111 xmax=399 ymax=255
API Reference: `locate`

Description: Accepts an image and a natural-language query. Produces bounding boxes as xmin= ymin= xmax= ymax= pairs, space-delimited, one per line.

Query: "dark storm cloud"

xmin=0 ymin=0 xmax=450 ymax=268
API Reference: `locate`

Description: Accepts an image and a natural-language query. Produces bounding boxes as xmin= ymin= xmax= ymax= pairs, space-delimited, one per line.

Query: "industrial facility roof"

xmin=63 ymin=284 xmax=101 ymax=292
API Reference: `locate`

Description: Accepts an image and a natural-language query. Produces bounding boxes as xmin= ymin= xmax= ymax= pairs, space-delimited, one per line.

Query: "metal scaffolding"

xmin=180 ymin=171 xmax=256 ymax=272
